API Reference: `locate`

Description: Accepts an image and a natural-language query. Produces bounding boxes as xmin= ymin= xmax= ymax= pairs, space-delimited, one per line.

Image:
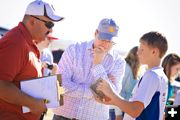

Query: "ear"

xmin=152 ymin=49 xmax=155 ymax=54
xmin=28 ymin=16 xmax=36 ymax=27
xmin=30 ymin=18 xmax=35 ymax=26
xmin=152 ymin=48 xmax=159 ymax=56
xmin=95 ymin=29 xmax=98 ymax=37
xmin=94 ymin=29 xmax=98 ymax=39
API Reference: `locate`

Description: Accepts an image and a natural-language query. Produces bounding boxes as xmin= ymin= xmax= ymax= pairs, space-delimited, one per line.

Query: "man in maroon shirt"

xmin=0 ymin=0 xmax=63 ymax=120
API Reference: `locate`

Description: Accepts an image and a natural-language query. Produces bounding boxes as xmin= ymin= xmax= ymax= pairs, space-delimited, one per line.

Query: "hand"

xmin=108 ymin=74 xmax=116 ymax=83
xmin=96 ymin=80 xmax=115 ymax=100
xmin=94 ymin=93 xmax=113 ymax=105
xmin=51 ymin=63 xmax=58 ymax=75
xmin=28 ymin=99 xmax=47 ymax=115
xmin=91 ymin=78 xmax=111 ymax=101
xmin=92 ymin=46 xmax=107 ymax=65
xmin=41 ymin=62 xmax=48 ymax=68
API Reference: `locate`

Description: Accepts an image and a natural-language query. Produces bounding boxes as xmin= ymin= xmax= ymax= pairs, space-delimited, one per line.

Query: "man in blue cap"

xmin=52 ymin=18 xmax=126 ymax=120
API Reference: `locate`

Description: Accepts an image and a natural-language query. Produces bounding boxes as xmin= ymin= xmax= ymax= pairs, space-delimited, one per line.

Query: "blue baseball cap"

xmin=97 ymin=18 xmax=119 ymax=41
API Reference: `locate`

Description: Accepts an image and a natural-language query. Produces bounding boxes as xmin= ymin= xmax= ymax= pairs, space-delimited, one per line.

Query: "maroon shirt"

xmin=0 ymin=22 xmax=42 ymax=120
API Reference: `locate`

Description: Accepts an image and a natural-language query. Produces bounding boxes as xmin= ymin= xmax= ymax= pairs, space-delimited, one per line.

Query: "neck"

xmin=36 ymin=44 xmax=44 ymax=52
xmin=147 ymin=59 xmax=161 ymax=69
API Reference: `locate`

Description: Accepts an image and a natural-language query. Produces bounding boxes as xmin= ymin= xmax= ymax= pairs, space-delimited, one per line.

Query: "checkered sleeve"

xmin=91 ymin=58 xmax=126 ymax=94
xmin=58 ymin=45 xmax=85 ymax=98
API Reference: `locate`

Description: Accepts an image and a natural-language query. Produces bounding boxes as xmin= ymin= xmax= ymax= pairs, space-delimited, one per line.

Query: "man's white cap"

xmin=25 ymin=0 xmax=64 ymax=21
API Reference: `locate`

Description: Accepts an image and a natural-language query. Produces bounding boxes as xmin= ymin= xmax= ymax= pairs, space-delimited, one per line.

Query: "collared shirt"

xmin=123 ymin=67 xmax=168 ymax=120
xmin=52 ymin=40 xmax=125 ymax=120
xmin=0 ymin=22 xmax=42 ymax=120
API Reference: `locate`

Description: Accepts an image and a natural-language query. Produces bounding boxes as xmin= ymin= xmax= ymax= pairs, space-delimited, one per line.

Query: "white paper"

xmin=20 ymin=75 xmax=60 ymax=113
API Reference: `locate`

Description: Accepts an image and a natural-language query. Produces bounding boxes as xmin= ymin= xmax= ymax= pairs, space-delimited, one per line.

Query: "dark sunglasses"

xmin=31 ymin=15 xmax=54 ymax=29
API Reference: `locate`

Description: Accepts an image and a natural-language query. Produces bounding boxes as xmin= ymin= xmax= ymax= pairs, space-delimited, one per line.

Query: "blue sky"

xmin=0 ymin=0 xmax=179 ymax=55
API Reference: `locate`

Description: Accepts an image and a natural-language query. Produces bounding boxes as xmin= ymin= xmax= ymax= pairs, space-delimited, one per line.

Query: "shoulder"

xmin=143 ymin=70 xmax=158 ymax=82
xmin=0 ymin=26 xmax=26 ymax=52
xmin=42 ymin=49 xmax=53 ymax=58
xmin=125 ymin=63 xmax=132 ymax=72
xmin=148 ymin=67 xmax=167 ymax=80
xmin=108 ymin=49 xmax=126 ymax=63
xmin=1 ymin=26 xmax=21 ymax=42
xmin=66 ymin=40 xmax=91 ymax=52
xmin=143 ymin=67 xmax=167 ymax=84
xmin=123 ymin=63 xmax=133 ymax=77
xmin=42 ymin=48 xmax=52 ymax=55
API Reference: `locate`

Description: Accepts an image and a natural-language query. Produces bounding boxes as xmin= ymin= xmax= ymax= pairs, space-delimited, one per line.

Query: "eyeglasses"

xmin=31 ymin=15 xmax=54 ymax=29
xmin=99 ymin=40 xmax=116 ymax=45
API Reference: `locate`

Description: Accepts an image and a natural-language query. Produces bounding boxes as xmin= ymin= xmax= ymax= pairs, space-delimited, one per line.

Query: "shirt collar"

xmin=18 ymin=22 xmax=34 ymax=45
xmin=18 ymin=22 xmax=40 ymax=58
xmin=87 ymin=40 xmax=94 ymax=50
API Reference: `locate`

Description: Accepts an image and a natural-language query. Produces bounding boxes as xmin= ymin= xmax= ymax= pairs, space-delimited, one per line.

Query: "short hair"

xmin=162 ymin=53 xmax=180 ymax=79
xmin=140 ymin=31 xmax=168 ymax=58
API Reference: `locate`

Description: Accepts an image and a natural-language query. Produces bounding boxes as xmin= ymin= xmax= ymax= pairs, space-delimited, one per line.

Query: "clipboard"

xmin=20 ymin=74 xmax=64 ymax=113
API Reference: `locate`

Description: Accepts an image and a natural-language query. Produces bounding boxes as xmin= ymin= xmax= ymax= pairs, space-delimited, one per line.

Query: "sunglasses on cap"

xmin=31 ymin=15 xmax=54 ymax=29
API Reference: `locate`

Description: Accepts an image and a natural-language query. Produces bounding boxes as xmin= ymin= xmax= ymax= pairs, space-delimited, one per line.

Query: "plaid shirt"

xmin=52 ymin=40 xmax=125 ymax=120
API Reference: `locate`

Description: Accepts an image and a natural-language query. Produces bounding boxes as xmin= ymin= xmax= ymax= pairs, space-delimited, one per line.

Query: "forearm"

xmin=91 ymin=64 xmax=107 ymax=80
xmin=111 ymin=94 xmax=144 ymax=118
xmin=63 ymin=81 xmax=94 ymax=99
xmin=91 ymin=64 xmax=122 ymax=93
xmin=62 ymin=76 xmax=88 ymax=98
xmin=0 ymin=80 xmax=37 ymax=107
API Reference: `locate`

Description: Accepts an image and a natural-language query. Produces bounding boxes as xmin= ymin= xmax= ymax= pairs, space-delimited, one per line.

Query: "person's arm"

xmin=91 ymin=59 xmax=125 ymax=92
xmin=96 ymin=72 xmax=159 ymax=118
xmin=0 ymin=39 xmax=46 ymax=114
xmin=91 ymin=48 xmax=126 ymax=93
xmin=0 ymin=80 xmax=46 ymax=114
xmin=95 ymin=80 xmax=144 ymax=118
xmin=58 ymin=45 xmax=89 ymax=98
xmin=111 ymin=94 xmax=144 ymax=118
xmin=41 ymin=49 xmax=58 ymax=76
xmin=80 ymin=47 xmax=125 ymax=99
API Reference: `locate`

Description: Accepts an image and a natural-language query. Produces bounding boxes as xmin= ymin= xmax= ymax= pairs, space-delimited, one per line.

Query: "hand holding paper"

xmin=20 ymin=74 xmax=63 ymax=113
xmin=25 ymin=99 xmax=47 ymax=115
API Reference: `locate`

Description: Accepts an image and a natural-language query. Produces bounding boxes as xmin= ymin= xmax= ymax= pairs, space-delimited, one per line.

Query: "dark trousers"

xmin=53 ymin=114 xmax=77 ymax=120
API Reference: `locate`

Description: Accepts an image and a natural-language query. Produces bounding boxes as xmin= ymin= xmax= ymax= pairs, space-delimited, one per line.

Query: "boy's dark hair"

xmin=140 ymin=31 xmax=168 ymax=58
